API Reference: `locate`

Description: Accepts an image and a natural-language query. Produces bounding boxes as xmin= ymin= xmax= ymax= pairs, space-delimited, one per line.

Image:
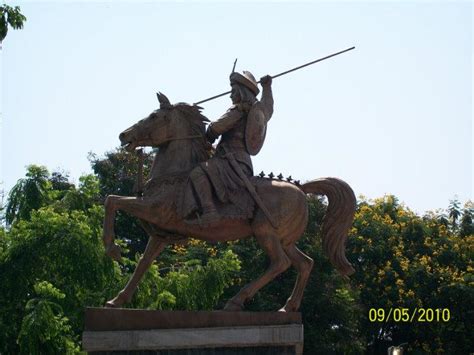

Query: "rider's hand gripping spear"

xmin=193 ymin=46 xmax=355 ymax=106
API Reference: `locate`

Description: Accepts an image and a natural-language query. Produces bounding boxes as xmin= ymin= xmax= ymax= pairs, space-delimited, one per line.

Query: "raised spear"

xmin=194 ymin=46 xmax=355 ymax=106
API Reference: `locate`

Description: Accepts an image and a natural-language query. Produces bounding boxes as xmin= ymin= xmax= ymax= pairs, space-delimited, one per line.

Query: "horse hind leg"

xmin=279 ymin=244 xmax=314 ymax=312
xmin=224 ymin=233 xmax=291 ymax=311
xmin=106 ymin=236 xmax=167 ymax=308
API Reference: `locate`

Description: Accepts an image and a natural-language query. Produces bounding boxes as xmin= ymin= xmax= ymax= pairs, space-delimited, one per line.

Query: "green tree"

xmin=448 ymin=198 xmax=461 ymax=231
xmin=17 ymin=281 xmax=80 ymax=355
xmin=459 ymin=201 xmax=474 ymax=237
xmin=51 ymin=174 xmax=100 ymax=213
xmin=129 ymin=248 xmax=241 ymax=311
xmin=0 ymin=175 xmax=121 ymax=353
xmin=5 ymin=165 xmax=51 ymax=225
xmin=0 ymin=4 xmax=26 ymax=43
xmin=0 ymin=223 xmax=7 ymax=257
xmin=49 ymin=171 xmax=75 ymax=196
xmin=4 ymin=166 xmax=87 ymax=226
xmin=0 ymin=182 xmax=5 ymax=223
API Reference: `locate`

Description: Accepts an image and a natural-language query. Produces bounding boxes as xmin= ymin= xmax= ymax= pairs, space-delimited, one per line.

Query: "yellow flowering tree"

xmin=348 ymin=196 xmax=473 ymax=353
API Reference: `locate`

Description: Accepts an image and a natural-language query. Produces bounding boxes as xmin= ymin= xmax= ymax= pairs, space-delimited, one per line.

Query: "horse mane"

xmin=173 ymin=103 xmax=209 ymax=129
xmin=170 ymin=103 xmax=210 ymax=162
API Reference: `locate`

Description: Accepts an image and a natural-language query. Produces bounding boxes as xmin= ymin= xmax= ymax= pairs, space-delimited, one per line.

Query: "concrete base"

xmin=82 ymin=308 xmax=303 ymax=355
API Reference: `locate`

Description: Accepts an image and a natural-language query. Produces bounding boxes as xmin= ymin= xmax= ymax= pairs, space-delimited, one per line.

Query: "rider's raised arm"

xmin=206 ymin=107 xmax=243 ymax=143
xmin=260 ymin=75 xmax=274 ymax=120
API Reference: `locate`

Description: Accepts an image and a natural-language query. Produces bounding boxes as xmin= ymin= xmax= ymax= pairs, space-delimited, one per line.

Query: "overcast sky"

xmin=1 ymin=1 xmax=472 ymax=214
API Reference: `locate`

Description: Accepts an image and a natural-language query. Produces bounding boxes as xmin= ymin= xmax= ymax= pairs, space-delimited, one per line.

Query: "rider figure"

xmin=182 ymin=71 xmax=273 ymax=224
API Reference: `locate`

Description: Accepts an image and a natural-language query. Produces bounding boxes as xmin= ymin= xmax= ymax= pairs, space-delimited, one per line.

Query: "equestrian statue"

xmin=103 ymin=48 xmax=357 ymax=312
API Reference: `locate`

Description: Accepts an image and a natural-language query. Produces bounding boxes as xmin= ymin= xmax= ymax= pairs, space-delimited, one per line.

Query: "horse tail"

xmin=302 ymin=178 xmax=356 ymax=276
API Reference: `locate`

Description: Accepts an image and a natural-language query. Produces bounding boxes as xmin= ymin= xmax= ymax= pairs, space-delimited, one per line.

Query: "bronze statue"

xmin=103 ymin=49 xmax=356 ymax=312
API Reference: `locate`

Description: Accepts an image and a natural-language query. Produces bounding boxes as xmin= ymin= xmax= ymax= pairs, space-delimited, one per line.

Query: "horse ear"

xmin=156 ymin=92 xmax=171 ymax=108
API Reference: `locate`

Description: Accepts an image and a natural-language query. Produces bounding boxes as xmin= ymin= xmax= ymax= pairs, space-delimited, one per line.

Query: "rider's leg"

xmin=189 ymin=167 xmax=220 ymax=222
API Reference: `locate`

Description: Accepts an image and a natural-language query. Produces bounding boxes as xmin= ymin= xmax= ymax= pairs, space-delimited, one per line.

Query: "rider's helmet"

xmin=230 ymin=71 xmax=259 ymax=96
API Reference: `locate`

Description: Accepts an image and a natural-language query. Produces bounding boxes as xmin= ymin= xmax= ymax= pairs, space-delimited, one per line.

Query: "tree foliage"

xmin=0 ymin=4 xmax=26 ymax=43
xmin=5 ymin=165 xmax=51 ymax=225
xmin=17 ymin=281 xmax=80 ymax=355
xmin=348 ymin=195 xmax=473 ymax=353
xmin=448 ymin=198 xmax=461 ymax=231
xmin=459 ymin=201 xmax=474 ymax=237
xmin=130 ymin=248 xmax=241 ymax=311
xmin=0 ymin=169 xmax=121 ymax=354
xmin=1 ymin=156 xmax=472 ymax=353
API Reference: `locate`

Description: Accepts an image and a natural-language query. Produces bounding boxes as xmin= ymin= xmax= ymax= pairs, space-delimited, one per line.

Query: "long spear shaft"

xmin=194 ymin=46 xmax=355 ymax=106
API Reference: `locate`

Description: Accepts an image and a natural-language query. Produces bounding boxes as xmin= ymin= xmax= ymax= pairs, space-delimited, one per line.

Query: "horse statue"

xmin=103 ymin=94 xmax=356 ymax=312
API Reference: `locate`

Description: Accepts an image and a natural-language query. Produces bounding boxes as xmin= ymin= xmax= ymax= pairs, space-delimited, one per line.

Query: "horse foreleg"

xmin=103 ymin=195 xmax=123 ymax=261
xmin=106 ymin=236 xmax=167 ymax=307
xmin=224 ymin=234 xmax=291 ymax=311
xmin=103 ymin=195 xmax=161 ymax=261
xmin=279 ymin=244 xmax=314 ymax=312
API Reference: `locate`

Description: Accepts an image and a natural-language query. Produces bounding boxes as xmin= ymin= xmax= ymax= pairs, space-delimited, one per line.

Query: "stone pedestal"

xmin=82 ymin=308 xmax=303 ymax=355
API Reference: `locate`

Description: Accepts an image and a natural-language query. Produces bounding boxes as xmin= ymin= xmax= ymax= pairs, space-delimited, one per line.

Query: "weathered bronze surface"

xmin=102 ymin=70 xmax=356 ymax=312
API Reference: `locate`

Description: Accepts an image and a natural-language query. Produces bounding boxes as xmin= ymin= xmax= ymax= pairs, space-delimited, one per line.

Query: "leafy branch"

xmin=0 ymin=4 xmax=26 ymax=42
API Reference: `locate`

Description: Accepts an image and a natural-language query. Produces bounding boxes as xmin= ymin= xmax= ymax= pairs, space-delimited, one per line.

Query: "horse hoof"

xmin=106 ymin=244 xmax=122 ymax=262
xmin=105 ymin=292 xmax=128 ymax=308
xmin=105 ymin=300 xmax=119 ymax=308
xmin=223 ymin=299 xmax=244 ymax=311
xmin=279 ymin=303 xmax=298 ymax=312
xmin=105 ymin=295 xmax=124 ymax=307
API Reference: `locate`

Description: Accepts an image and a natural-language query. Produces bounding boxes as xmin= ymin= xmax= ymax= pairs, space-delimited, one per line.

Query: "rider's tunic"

xmin=180 ymin=103 xmax=254 ymax=220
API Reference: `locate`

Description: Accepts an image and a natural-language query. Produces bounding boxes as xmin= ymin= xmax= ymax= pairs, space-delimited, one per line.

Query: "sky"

xmin=1 ymin=1 xmax=472 ymax=215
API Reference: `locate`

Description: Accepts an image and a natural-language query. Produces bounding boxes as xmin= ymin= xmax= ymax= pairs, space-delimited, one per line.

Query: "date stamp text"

xmin=368 ymin=308 xmax=450 ymax=323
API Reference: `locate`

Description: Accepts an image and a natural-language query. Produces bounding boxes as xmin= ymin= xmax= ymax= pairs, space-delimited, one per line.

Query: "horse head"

xmin=119 ymin=92 xmax=209 ymax=153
